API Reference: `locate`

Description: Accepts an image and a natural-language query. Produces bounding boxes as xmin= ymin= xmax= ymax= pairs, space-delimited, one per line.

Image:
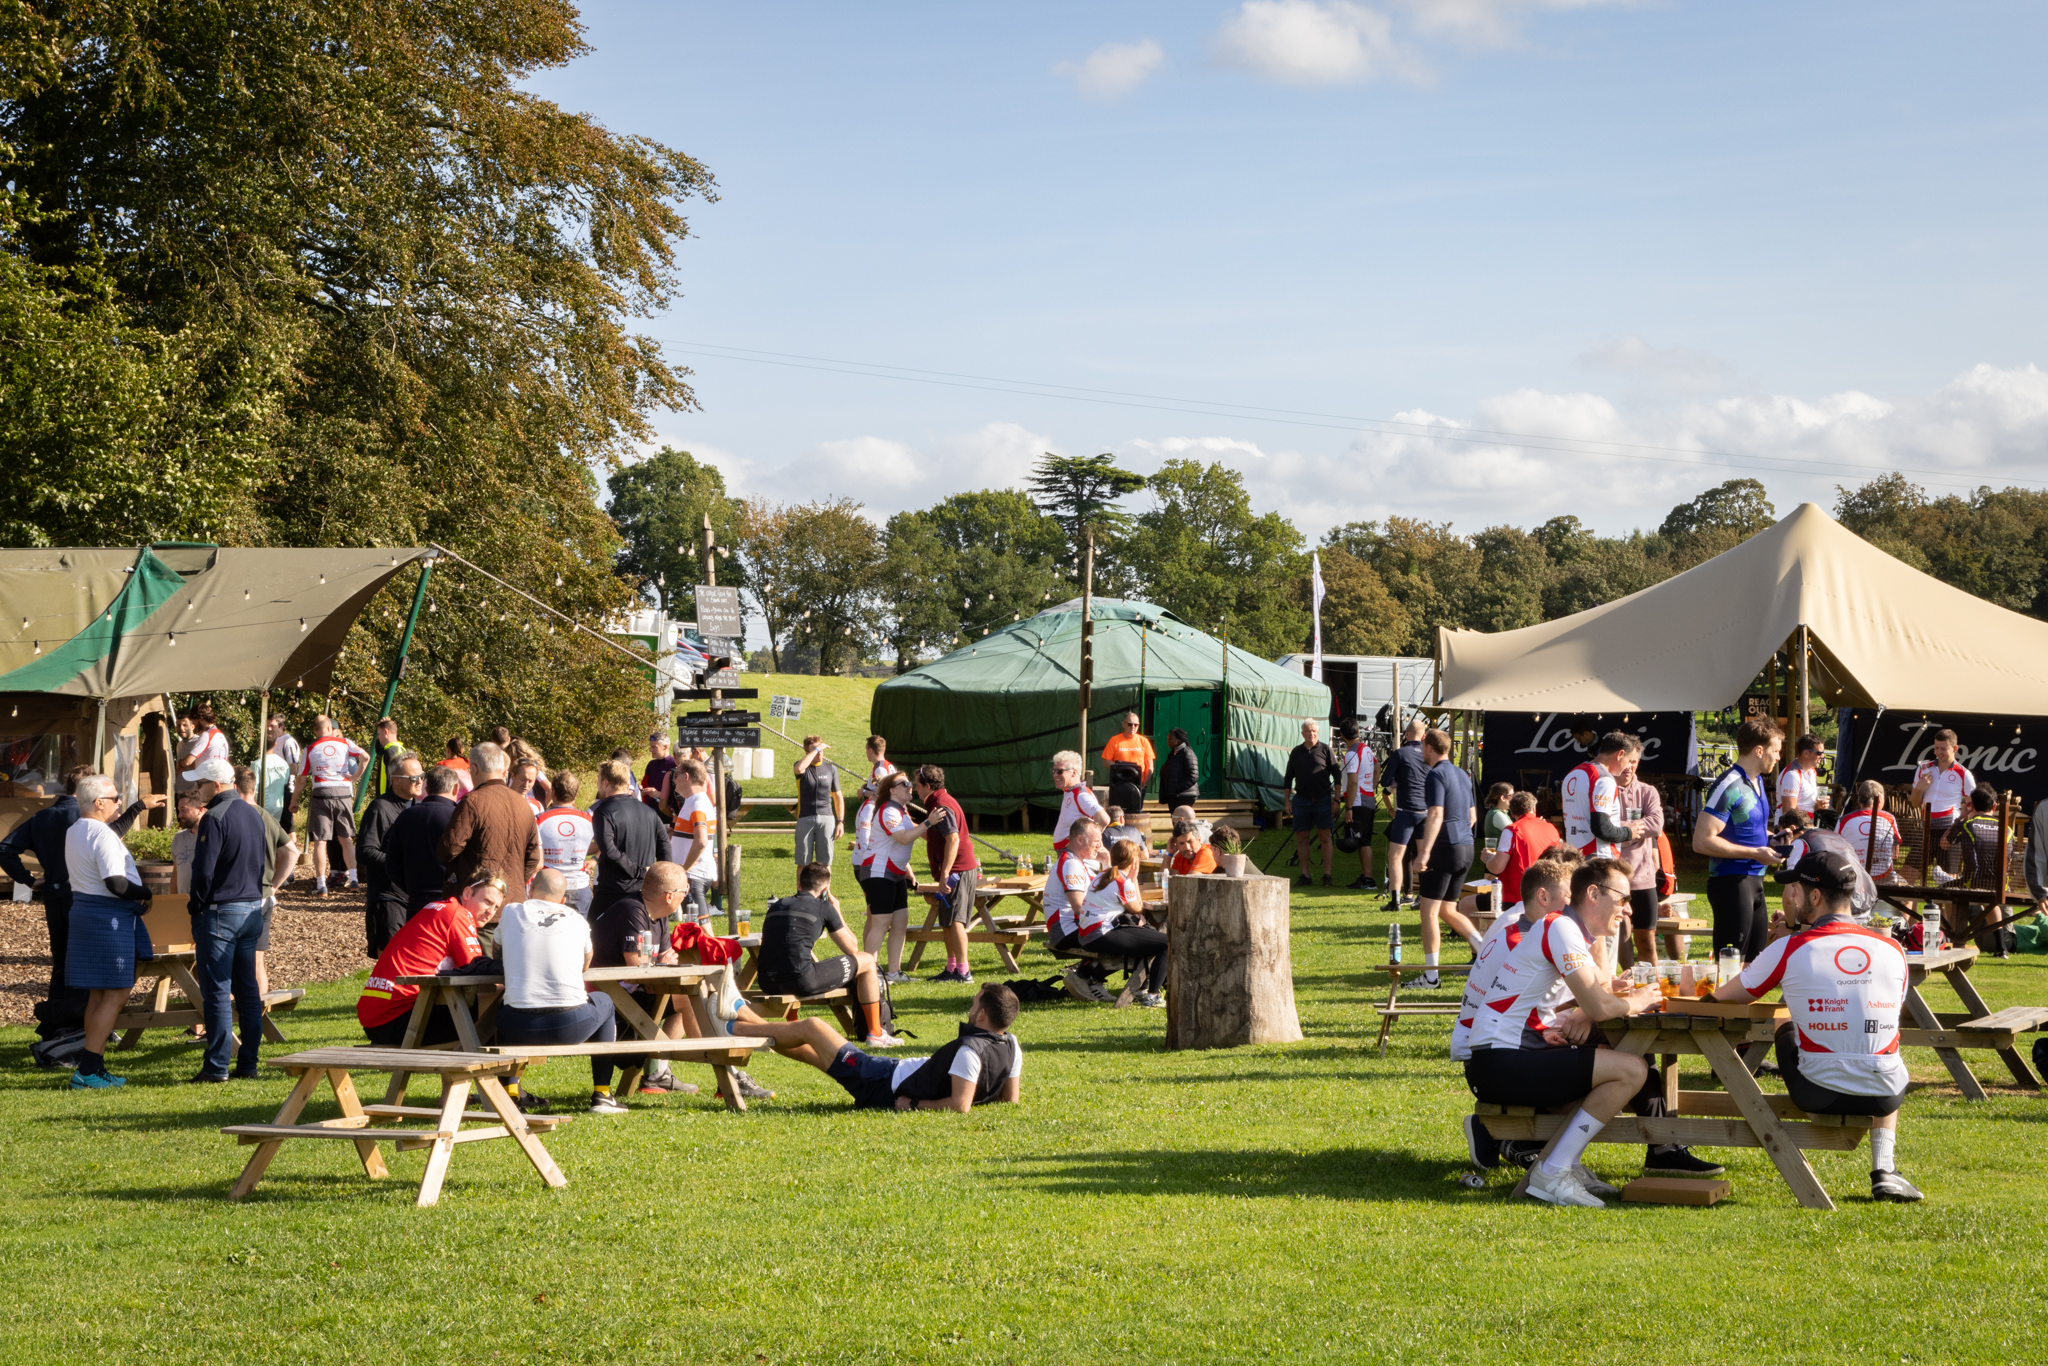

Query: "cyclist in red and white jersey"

xmin=1339 ymin=722 xmax=1379 ymax=891
xmin=534 ymin=770 xmax=597 ymax=916
xmin=1776 ymin=734 xmax=1829 ymax=821
xmin=1910 ymin=729 xmax=1974 ymax=876
xmin=862 ymin=735 xmax=896 ymax=800
xmin=294 ymin=715 xmax=369 ymax=895
xmin=174 ymin=706 xmax=231 ymax=797
xmin=1049 ymin=749 xmax=1107 ymax=855
xmin=1712 ymin=835 xmax=1923 ymax=1202
xmin=1837 ymin=780 xmax=1903 ymax=881
xmin=1463 ymin=857 xmax=1663 ymax=1207
xmin=860 ymin=773 xmax=917 ymax=978
xmin=1559 ymin=733 xmax=1642 ymax=857
xmin=1070 ymin=838 xmax=1165 ymax=1007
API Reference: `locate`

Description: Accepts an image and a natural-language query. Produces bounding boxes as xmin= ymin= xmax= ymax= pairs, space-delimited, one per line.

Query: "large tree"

xmin=1125 ymin=459 xmax=1306 ymax=657
xmin=878 ymin=489 xmax=1069 ymax=667
xmin=0 ymin=1 xmax=713 ymax=763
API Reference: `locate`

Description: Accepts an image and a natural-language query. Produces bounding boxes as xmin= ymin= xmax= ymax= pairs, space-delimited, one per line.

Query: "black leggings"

xmin=1707 ymin=874 xmax=1769 ymax=961
xmin=1081 ymin=925 xmax=1168 ymax=992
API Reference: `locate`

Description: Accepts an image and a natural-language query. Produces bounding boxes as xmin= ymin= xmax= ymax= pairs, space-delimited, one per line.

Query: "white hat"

xmin=182 ymin=756 xmax=236 ymax=786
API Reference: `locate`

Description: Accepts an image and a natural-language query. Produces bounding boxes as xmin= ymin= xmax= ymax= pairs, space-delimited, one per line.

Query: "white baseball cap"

xmin=182 ymin=756 xmax=236 ymax=786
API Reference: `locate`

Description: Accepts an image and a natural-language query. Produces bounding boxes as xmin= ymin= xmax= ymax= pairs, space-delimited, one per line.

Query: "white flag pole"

xmin=1310 ymin=550 xmax=1326 ymax=684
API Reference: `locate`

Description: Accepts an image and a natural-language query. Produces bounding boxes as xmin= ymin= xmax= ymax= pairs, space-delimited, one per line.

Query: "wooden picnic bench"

xmin=1896 ymin=945 xmax=2044 ymax=1098
xmin=1371 ymin=961 xmax=1473 ymax=1057
xmin=222 ymin=1047 xmax=566 ymax=1207
xmin=903 ymin=873 xmax=1050 ymax=973
xmin=386 ymin=963 xmax=766 ymax=1109
xmin=114 ymin=950 xmax=303 ymax=1050
xmin=1476 ymin=998 xmax=1868 ymax=1211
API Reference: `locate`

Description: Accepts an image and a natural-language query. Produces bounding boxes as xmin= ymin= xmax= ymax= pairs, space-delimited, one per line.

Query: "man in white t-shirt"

xmin=1559 ymin=733 xmax=1643 ymax=858
xmin=736 ymin=982 xmax=1023 ymax=1112
xmin=669 ymin=759 xmax=720 ymax=922
xmin=1712 ymin=836 xmax=1923 ymax=1202
xmin=1463 ymin=857 xmax=1663 ymax=1207
xmin=1338 ymin=722 xmax=1379 ymax=891
xmin=492 ymin=869 xmax=619 ymax=1115
xmin=293 ymin=714 xmax=369 ymax=895
xmin=535 ymin=770 xmax=597 ymax=916
xmin=1049 ymin=749 xmax=1107 ymax=855
xmin=1910 ymin=728 xmax=1975 ymax=877
xmin=1776 ymin=734 xmax=1828 ymax=822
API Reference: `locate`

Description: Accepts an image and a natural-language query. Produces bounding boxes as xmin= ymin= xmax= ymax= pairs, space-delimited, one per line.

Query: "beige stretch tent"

xmin=1437 ymin=502 xmax=2048 ymax=714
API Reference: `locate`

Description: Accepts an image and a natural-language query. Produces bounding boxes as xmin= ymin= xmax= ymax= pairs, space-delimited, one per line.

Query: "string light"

xmin=33 ymin=641 xmax=40 ymax=654
xmin=318 ymin=573 xmax=325 ymax=584
xmin=167 ymin=633 xmax=176 ymax=646
xmin=298 ymin=617 xmax=308 ymax=632
xmin=554 ymin=573 xmax=563 ymax=587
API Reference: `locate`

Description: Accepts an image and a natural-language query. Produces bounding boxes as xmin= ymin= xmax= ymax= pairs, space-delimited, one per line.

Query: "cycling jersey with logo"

xmin=1776 ymin=767 xmax=1819 ymax=818
xmin=672 ymin=792 xmax=719 ymax=879
xmin=1914 ymin=760 xmax=1976 ymax=819
xmin=1468 ymin=911 xmax=1592 ymax=1051
xmin=870 ymin=802 xmax=914 ymax=879
xmin=1051 ymin=784 xmax=1107 ymax=851
xmin=1450 ymin=910 xmax=1527 ymax=1061
xmin=1837 ymin=809 xmax=1902 ymax=878
xmin=301 ymin=735 xmax=369 ymax=792
xmin=851 ymin=797 xmax=878 ymax=874
xmin=1344 ymin=742 xmax=1376 ymax=807
xmin=535 ymin=806 xmax=596 ymax=890
xmin=1048 ymin=849 xmax=1100 ymax=941
xmin=1076 ymin=870 xmax=1139 ymax=943
xmin=1736 ymin=918 xmax=1909 ymax=1096
xmin=1560 ymin=760 xmax=1618 ymax=856
xmin=1701 ymin=766 xmax=1771 ymax=877
xmin=357 ymin=900 xmax=481 ymax=1029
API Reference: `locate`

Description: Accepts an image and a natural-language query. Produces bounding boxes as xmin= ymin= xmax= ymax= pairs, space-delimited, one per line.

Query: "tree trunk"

xmin=1164 ymin=873 xmax=1303 ymax=1050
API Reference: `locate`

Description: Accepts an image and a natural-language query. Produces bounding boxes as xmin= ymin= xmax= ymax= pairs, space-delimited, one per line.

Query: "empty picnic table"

xmin=114 ymin=950 xmax=304 ymax=1050
xmin=1371 ymin=961 xmax=1473 ymax=1056
xmin=386 ymin=963 xmax=767 ymax=1110
xmin=222 ymin=1047 xmax=566 ymax=1206
xmin=1896 ymin=944 xmax=2044 ymax=1099
xmin=903 ymin=873 xmax=1051 ymax=973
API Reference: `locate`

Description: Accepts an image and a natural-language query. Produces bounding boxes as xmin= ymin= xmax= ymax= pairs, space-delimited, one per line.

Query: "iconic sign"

xmin=1481 ymin=711 xmax=1697 ymax=790
xmin=1842 ymin=709 xmax=2045 ymax=810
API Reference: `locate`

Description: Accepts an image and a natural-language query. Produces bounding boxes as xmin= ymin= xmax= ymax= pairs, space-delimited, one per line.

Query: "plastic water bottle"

xmin=1921 ymin=908 xmax=1941 ymax=956
xmin=1388 ymin=921 xmax=1402 ymax=965
xmin=1717 ymin=945 xmax=1741 ymax=987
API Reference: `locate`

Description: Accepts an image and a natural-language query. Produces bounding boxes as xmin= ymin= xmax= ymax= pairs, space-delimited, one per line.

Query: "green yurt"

xmin=870 ymin=598 xmax=1331 ymax=816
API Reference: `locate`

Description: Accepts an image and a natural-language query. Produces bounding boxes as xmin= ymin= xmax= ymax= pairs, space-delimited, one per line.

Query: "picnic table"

xmin=1371 ymin=961 xmax=1472 ymax=1056
xmin=114 ymin=950 xmax=304 ymax=1050
xmin=1480 ymin=998 xmax=1872 ymax=1211
xmin=903 ymin=872 xmax=1051 ymax=973
xmin=1896 ymin=945 xmax=2045 ymax=1099
xmin=222 ymin=1047 xmax=566 ymax=1207
xmin=387 ymin=963 xmax=767 ymax=1110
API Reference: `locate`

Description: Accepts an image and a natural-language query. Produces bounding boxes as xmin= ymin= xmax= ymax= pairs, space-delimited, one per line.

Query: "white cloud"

xmin=1210 ymin=1 xmax=1423 ymax=87
xmin=1579 ymin=333 xmax=1736 ymax=394
xmin=1396 ymin=0 xmax=1636 ymax=49
xmin=1054 ymin=38 xmax=1166 ymax=100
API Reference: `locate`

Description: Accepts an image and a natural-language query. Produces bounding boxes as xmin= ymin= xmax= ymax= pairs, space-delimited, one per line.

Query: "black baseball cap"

xmin=1772 ymin=834 xmax=1859 ymax=892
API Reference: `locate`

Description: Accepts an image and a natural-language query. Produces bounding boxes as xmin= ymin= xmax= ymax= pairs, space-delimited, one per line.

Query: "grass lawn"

xmin=14 ymin=783 xmax=2046 ymax=1361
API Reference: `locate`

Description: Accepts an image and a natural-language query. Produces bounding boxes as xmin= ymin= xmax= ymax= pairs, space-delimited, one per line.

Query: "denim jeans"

xmin=195 ymin=900 xmax=266 ymax=1077
xmin=497 ymin=993 xmax=617 ymax=1086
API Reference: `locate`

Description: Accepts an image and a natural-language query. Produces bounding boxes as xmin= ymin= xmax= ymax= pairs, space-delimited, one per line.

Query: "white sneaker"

xmin=1136 ymin=991 xmax=1165 ymax=1009
xmin=1573 ymin=1163 xmax=1621 ymax=1198
xmin=1063 ymin=968 xmax=1114 ymax=1004
xmin=1528 ymin=1162 xmax=1607 ymax=1208
xmin=710 ymin=964 xmax=742 ymax=1022
xmin=588 ymin=1093 xmax=629 ymax=1115
xmin=863 ymin=1031 xmax=907 ymax=1048
xmin=1414 ymin=971 xmax=1442 ymax=989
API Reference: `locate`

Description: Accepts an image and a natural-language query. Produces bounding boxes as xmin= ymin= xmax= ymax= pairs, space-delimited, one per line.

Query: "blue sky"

xmin=529 ymin=1 xmax=2048 ymax=536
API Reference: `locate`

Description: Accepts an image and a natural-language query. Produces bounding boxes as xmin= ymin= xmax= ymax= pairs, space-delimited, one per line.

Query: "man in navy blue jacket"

xmin=186 ymin=757 xmax=272 ymax=1082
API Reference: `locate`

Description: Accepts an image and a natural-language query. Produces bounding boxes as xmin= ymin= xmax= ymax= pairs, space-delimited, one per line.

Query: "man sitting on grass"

xmin=758 ymin=862 xmax=904 ymax=1047
xmin=1463 ymin=857 xmax=1663 ymax=1208
xmin=739 ymin=982 xmax=1022 ymax=1112
xmin=1713 ymin=835 xmax=1924 ymax=1203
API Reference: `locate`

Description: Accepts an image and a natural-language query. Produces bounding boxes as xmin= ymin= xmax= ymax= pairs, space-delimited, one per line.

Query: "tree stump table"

xmin=1164 ymin=873 xmax=1303 ymax=1050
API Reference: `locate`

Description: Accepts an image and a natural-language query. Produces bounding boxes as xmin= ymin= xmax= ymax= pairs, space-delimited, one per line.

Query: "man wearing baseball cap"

xmin=1710 ymin=833 xmax=1924 ymax=1203
xmin=185 ymin=755 xmax=273 ymax=1082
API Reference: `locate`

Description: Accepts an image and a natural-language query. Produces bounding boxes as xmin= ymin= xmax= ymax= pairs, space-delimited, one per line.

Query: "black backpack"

xmin=1000 ymin=975 xmax=1069 ymax=1003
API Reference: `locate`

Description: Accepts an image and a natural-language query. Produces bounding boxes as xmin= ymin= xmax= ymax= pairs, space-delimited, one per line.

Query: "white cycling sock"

xmin=1540 ymin=1108 xmax=1606 ymax=1175
xmin=1423 ymin=952 xmax=1439 ymax=967
xmin=1870 ymin=1128 xmax=1897 ymax=1173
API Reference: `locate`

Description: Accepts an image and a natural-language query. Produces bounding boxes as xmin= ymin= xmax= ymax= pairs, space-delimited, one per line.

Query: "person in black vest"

xmin=384 ymin=764 xmax=460 ymax=917
xmin=736 ymin=982 xmax=1022 ymax=1112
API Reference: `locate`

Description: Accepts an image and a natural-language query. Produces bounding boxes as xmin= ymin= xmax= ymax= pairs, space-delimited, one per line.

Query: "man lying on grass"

xmin=1711 ymin=835 xmax=1924 ymax=1203
xmin=1463 ymin=858 xmax=1664 ymax=1208
xmin=735 ymin=982 xmax=1022 ymax=1111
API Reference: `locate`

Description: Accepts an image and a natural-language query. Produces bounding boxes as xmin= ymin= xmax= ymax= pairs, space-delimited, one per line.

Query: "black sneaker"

xmin=1871 ymin=1169 xmax=1925 ymax=1202
xmin=514 ymin=1090 xmax=553 ymax=1114
xmin=1463 ymin=1113 xmax=1502 ymax=1170
xmin=185 ymin=1071 xmax=229 ymax=1085
xmin=1321 ymin=874 xmax=1333 ymax=886
xmin=1298 ymin=873 xmax=1314 ymax=887
xmin=1643 ymin=1145 xmax=1725 ymax=1177
xmin=1498 ymin=1139 xmax=1544 ymax=1169
xmin=1385 ymin=892 xmax=1404 ymax=910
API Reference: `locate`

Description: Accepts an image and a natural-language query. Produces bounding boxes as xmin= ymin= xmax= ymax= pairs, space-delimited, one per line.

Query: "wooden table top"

xmin=1909 ymin=945 xmax=1981 ymax=971
xmin=270 ymin=1047 xmax=529 ymax=1074
xmin=395 ymin=964 xmax=726 ymax=988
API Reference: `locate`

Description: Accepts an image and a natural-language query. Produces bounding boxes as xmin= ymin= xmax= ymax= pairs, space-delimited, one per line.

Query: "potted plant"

xmin=1213 ymin=824 xmax=1249 ymax=877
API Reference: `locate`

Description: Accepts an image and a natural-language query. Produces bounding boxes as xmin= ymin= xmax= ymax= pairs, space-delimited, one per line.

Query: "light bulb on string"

xmin=167 ymin=633 xmax=176 ymax=647
xmin=555 ymin=573 xmax=563 ymax=587
xmin=299 ymin=619 xmax=308 ymax=632
xmin=319 ymin=574 xmax=325 ymax=585
xmin=33 ymin=641 xmax=40 ymax=654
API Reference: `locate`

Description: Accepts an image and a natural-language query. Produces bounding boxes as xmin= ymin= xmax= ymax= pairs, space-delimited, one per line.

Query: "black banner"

xmin=673 ymin=726 xmax=761 ymax=749
xmin=1842 ymin=710 xmax=2048 ymax=811
xmin=1482 ymin=711 xmax=1697 ymax=790
xmin=680 ymin=711 xmax=761 ymax=726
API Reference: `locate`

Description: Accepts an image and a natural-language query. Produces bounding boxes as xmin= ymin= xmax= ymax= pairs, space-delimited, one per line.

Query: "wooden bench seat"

xmin=1475 ymin=1099 xmax=1870 ymax=1154
xmin=744 ymin=987 xmax=860 ymax=1033
xmin=482 ymin=1039 xmax=762 ymax=1061
xmin=1956 ymin=1006 xmax=2048 ymax=1034
xmin=1049 ymin=943 xmax=1157 ymax=1009
xmin=362 ymin=1103 xmax=568 ymax=1130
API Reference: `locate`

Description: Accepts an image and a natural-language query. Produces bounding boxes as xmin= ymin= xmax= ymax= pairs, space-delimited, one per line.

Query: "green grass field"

xmin=3 ymin=809 xmax=2045 ymax=1365
xmin=700 ymin=671 xmax=885 ymax=805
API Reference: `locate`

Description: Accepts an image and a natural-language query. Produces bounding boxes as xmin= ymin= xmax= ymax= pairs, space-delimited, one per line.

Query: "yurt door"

xmin=1149 ymin=689 xmax=1224 ymax=798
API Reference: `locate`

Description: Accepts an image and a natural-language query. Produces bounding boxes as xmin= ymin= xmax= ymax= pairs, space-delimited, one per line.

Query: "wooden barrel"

xmin=137 ymin=860 xmax=178 ymax=896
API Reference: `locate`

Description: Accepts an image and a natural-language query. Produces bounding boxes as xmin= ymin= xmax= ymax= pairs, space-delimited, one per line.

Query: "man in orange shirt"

xmin=1166 ymin=819 xmax=1218 ymax=874
xmin=1101 ymin=712 xmax=1155 ymax=815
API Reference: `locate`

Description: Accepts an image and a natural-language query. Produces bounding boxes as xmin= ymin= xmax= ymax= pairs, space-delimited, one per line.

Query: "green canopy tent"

xmin=870 ymin=598 xmax=1331 ymax=816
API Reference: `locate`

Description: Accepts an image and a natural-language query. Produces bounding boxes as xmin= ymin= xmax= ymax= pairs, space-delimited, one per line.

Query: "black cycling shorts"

xmin=1629 ymin=887 xmax=1661 ymax=931
xmin=1775 ymin=1024 xmax=1905 ymax=1117
xmin=863 ymin=876 xmax=908 ymax=915
xmin=1348 ymin=802 xmax=1378 ymax=841
xmin=1463 ymin=1044 xmax=1600 ymax=1110
xmin=759 ymin=954 xmax=857 ymax=999
xmin=1416 ymin=842 xmax=1474 ymax=902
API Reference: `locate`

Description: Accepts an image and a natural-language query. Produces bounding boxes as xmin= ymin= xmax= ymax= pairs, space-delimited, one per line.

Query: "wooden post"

xmin=1164 ymin=872 xmax=1303 ymax=1050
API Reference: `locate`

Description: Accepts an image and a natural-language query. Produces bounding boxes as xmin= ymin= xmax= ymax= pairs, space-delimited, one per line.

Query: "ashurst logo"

xmin=1881 ymin=722 xmax=2037 ymax=777
xmin=1514 ymin=713 xmax=1665 ymax=767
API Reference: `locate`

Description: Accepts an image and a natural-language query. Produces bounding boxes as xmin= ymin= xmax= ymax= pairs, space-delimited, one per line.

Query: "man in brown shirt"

xmin=437 ymin=741 xmax=541 ymax=891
